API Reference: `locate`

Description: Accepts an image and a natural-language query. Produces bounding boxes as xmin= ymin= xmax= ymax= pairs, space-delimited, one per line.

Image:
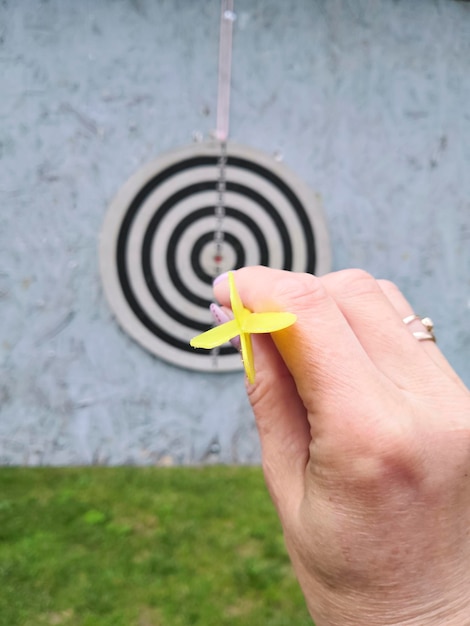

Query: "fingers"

xmin=213 ymin=267 xmax=383 ymax=423
xmin=377 ymin=280 xmax=469 ymax=392
xmin=319 ymin=270 xmax=440 ymax=392
xmin=212 ymin=267 xmax=467 ymax=518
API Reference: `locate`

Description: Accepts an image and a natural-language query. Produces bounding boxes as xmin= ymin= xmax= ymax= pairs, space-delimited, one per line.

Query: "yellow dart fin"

xmin=190 ymin=319 xmax=239 ymax=349
xmin=239 ymin=332 xmax=255 ymax=384
xmin=228 ymin=272 xmax=244 ymax=319
xmin=243 ymin=312 xmax=297 ymax=334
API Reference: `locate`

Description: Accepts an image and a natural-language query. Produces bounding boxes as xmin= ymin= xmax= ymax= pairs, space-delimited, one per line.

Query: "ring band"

xmin=403 ymin=315 xmax=436 ymax=342
xmin=411 ymin=331 xmax=436 ymax=342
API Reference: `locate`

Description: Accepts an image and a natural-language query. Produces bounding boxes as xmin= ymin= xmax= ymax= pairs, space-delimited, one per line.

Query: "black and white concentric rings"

xmin=99 ymin=142 xmax=331 ymax=373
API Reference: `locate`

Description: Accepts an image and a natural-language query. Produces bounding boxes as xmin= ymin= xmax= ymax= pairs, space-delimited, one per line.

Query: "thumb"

xmin=244 ymin=332 xmax=310 ymax=520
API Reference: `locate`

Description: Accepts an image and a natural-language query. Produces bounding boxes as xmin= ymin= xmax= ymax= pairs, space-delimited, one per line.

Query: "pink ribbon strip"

xmin=216 ymin=0 xmax=235 ymax=141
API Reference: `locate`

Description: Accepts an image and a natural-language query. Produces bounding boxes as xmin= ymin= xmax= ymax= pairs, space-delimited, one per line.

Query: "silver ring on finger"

xmin=403 ymin=314 xmax=436 ymax=342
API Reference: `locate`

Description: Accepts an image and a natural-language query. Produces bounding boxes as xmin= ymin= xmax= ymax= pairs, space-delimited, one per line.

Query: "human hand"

xmin=214 ymin=267 xmax=470 ymax=626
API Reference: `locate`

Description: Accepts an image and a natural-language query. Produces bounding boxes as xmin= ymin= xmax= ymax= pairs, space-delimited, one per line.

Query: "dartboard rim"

xmin=99 ymin=141 xmax=331 ymax=373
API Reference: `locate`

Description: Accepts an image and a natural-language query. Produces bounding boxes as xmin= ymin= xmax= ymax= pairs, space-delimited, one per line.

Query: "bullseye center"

xmin=200 ymin=240 xmax=236 ymax=277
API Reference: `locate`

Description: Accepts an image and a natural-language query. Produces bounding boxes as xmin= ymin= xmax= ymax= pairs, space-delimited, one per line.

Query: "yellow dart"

xmin=190 ymin=272 xmax=296 ymax=383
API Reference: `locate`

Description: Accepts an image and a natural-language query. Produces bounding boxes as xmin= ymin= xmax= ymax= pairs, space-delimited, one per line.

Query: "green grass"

xmin=0 ymin=467 xmax=312 ymax=626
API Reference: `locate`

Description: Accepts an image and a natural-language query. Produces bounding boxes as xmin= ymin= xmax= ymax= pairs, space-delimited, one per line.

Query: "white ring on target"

xmin=99 ymin=141 xmax=331 ymax=373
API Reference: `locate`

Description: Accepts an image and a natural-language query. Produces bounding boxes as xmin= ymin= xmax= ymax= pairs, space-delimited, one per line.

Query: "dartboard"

xmin=99 ymin=141 xmax=331 ymax=373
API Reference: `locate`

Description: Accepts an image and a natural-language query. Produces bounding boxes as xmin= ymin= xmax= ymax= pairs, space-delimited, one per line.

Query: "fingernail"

xmin=213 ymin=272 xmax=229 ymax=286
xmin=209 ymin=303 xmax=240 ymax=351
xmin=210 ymin=302 xmax=231 ymax=325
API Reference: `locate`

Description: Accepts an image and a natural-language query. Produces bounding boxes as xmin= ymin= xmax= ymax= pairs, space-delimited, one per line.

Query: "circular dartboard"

xmin=99 ymin=141 xmax=331 ymax=373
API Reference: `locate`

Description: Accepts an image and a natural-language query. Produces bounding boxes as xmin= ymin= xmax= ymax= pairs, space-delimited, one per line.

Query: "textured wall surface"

xmin=1 ymin=0 xmax=469 ymax=465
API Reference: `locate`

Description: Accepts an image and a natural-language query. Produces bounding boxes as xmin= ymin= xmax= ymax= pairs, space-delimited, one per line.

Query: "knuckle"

xmin=275 ymin=272 xmax=328 ymax=313
xmin=330 ymin=268 xmax=380 ymax=299
xmin=377 ymin=278 xmax=403 ymax=299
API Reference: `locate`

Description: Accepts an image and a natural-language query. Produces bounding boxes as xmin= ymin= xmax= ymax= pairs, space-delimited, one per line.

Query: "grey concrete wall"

xmin=1 ymin=0 xmax=469 ymax=465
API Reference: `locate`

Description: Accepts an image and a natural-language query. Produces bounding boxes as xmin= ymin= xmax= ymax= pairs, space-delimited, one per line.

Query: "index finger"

xmin=214 ymin=266 xmax=383 ymax=419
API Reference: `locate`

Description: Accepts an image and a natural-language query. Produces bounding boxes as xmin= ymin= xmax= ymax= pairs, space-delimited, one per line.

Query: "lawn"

xmin=0 ymin=466 xmax=312 ymax=626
